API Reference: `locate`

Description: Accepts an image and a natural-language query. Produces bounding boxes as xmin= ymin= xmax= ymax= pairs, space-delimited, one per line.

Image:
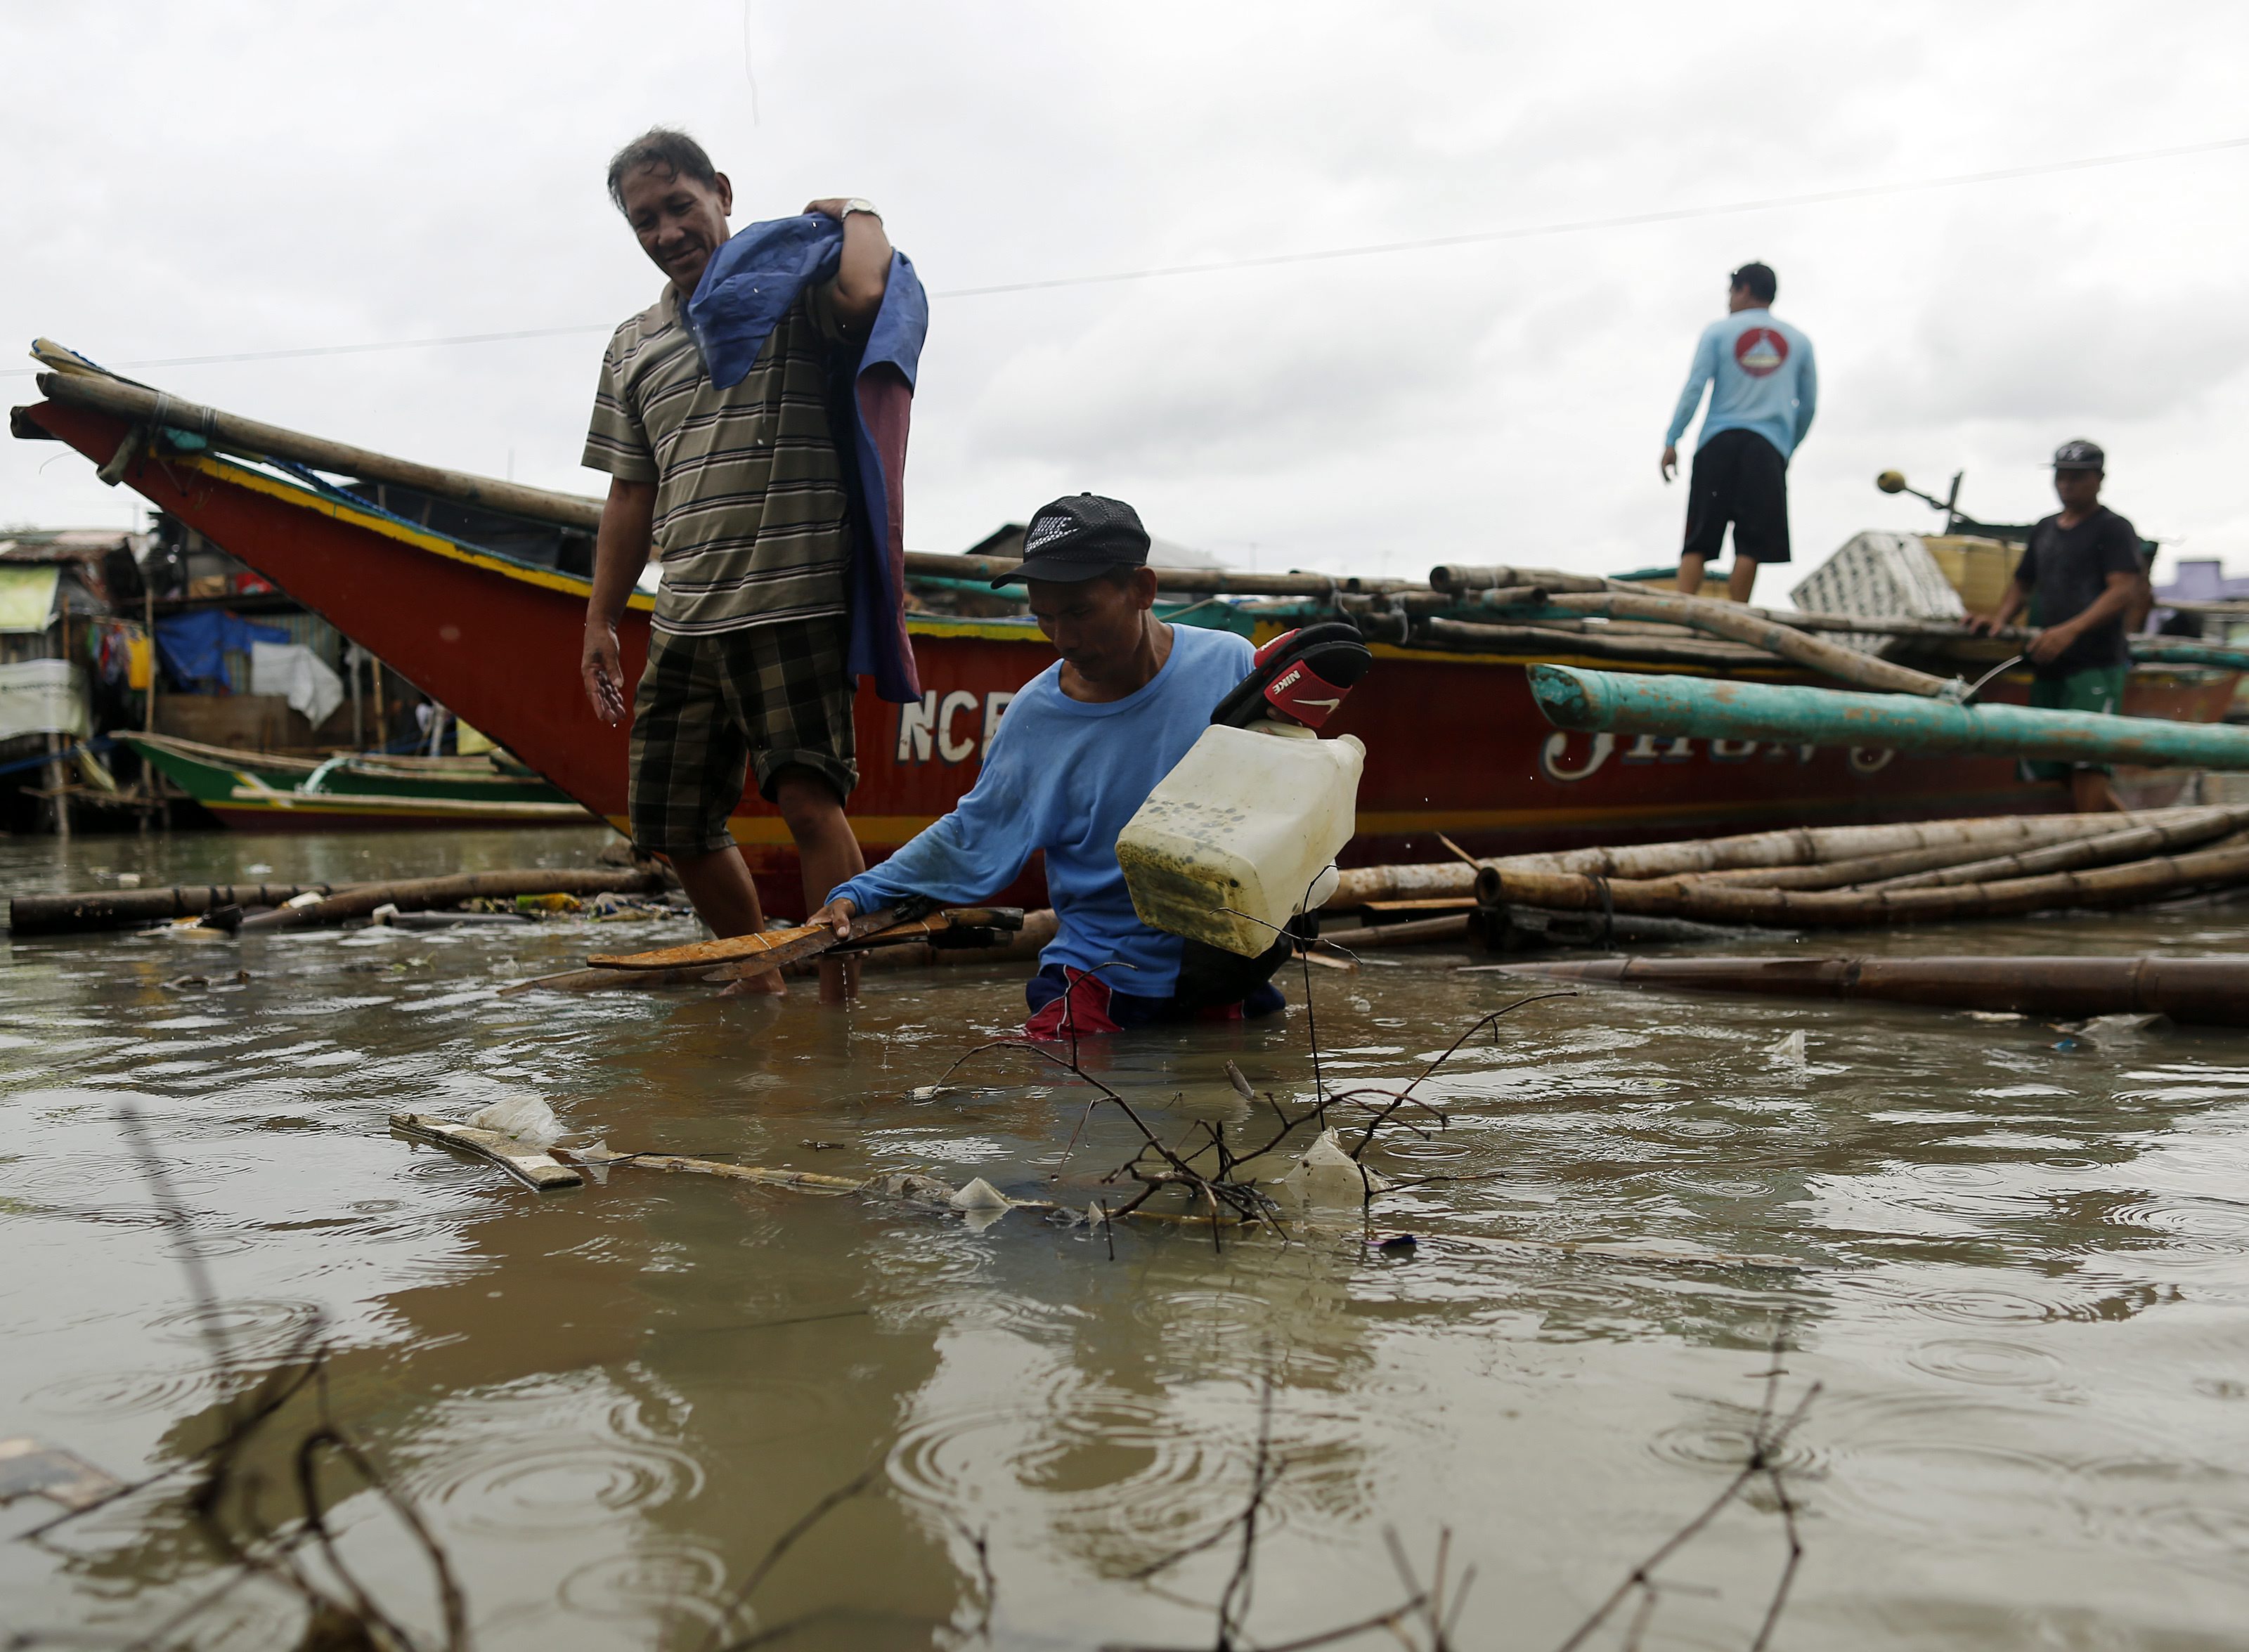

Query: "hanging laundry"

xmin=249 ymin=642 xmax=346 ymax=729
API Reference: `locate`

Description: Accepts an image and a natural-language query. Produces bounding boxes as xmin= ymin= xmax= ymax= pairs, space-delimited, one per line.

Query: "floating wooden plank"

xmin=587 ymin=904 xmax=905 ymax=973
xmin=564 ymin=1147 xmax=867 ymax=1194
xmin=585 ymin=902 xmax=1023 ymax=976
xmin=389 ymin=1112 xmax=583 ymax=1190
xmin=500 ymin=908 xmax=1058 ymax=995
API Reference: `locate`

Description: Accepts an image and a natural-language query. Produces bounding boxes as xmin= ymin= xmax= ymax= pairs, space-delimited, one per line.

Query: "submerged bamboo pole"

xmin=1475 ymin=840 xmax=2249 ymax=928
xmin=1495 ymin=954 xmax=2249 ymax=1028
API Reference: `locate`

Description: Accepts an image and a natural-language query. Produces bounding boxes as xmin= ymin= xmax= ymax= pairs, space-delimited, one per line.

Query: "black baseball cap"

xmin=997 ymin=493 xmax=1151 ymax=587
xmin=2053 ymin=439 xmax=2105 ymax=471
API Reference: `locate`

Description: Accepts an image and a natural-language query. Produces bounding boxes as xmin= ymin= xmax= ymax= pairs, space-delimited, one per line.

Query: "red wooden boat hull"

xmin=27 ymin=401 xmax=2239 ymax=918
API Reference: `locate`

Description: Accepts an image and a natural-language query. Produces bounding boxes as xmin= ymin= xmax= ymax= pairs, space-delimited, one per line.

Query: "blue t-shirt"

xmin=829 ymin=623 xmax=1257 ymax=995
xmin=1664 ymin=307 xmax=1818 ymax=462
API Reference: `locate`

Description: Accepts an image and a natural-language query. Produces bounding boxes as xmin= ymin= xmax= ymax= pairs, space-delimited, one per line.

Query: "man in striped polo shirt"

xmin=579 ymin=129 xmax=891 ymax=999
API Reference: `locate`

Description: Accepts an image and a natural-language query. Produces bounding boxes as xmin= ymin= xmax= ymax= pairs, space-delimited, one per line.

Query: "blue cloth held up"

xmin=685 ymin=214 xmax=929 ymax=704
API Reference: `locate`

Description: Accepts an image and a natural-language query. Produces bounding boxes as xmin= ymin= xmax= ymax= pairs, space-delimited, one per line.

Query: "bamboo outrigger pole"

xmin=1475 ymin=839 xmax=2249 ymax=927
xmin=1323 ymin=809 xmax=2205 ymax=907
xmin=33 ymin=345 xmax=609 ymax=533
xmin=1530 ymin=665 xmax=2249 ymax=770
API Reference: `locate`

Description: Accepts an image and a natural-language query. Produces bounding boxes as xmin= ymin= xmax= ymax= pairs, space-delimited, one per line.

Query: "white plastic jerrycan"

xmin=1115 ymin=720 xmax=1365 ymax=958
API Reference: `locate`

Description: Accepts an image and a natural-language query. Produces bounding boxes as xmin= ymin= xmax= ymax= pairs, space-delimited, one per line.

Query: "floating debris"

xmin=864 ymin=1171 xmax=963 ymax=1207
xmin=465 ymin=1093 xmax=563 ymax=1148
xmin=0 ymin=1437 xmax=123 ymax=1512
xmin=949 ymin=1177 xmax=1013 ymax=1211
xmin=2073 ymin=1012 xmax=2173 ymax=1045
xmin=390 ymin=1111 xmax=582 ymax=1191
xmin=1279 ymin=1129 xmax=1395 ymax=1204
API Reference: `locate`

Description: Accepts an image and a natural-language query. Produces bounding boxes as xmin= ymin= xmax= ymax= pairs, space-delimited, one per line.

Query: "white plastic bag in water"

xmin=1278 ymin=1129 xmax=1394 ymax=1204
xmin=466 ymin=1093 xmax=563 ymax=1148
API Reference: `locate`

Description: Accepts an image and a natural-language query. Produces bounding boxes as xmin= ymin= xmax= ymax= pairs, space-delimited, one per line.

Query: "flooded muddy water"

xmin=4 ymin=826 xmax=2248 ymax=1648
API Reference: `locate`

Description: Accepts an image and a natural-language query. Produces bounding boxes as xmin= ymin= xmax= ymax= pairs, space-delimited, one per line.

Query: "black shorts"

xmin=1683 ymin=428 xmax=1791 ymax=565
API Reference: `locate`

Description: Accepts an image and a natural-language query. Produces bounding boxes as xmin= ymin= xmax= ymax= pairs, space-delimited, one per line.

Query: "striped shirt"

xmin=583 ymin=282 xmax=852 ymax=636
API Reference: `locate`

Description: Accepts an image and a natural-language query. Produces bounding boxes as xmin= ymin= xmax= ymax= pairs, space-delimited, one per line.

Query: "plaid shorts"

xmin=628 ymin=616 xmax=859 ymax=855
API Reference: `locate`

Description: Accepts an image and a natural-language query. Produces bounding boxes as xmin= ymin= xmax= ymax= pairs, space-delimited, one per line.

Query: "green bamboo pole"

xmin=1529 ymin=665 xmax=2249 ymax=770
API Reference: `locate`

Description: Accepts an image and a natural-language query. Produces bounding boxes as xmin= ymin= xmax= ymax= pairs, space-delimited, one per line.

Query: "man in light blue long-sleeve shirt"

xmin=1659 ymin=261 xmax=1817 ymax=604
xmin=809 ymin=493 xmax=1307 ymax=1039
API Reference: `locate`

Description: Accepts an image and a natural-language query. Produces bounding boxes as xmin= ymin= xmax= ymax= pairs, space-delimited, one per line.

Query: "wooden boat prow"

xmin=16 ymin=364 xmax=2237 ymax=916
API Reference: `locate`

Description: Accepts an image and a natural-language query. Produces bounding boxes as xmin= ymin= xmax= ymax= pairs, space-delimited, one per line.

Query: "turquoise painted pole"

xmin=1528 ymin=665 xmax=2249 ymax=770
xmin=2130 ymin=644 xmax=2249 ymax=673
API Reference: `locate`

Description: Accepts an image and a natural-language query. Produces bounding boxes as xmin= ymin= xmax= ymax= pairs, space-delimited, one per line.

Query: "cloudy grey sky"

xmin=5 ymin=1 xmax=2247 ymax=587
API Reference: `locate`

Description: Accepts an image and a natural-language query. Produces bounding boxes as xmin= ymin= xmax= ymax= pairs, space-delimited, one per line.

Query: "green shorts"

xmin=628 ymin=616 xmax=859 ymax=855
xmin=2023 ymin=665 xmax=2127 ymax=783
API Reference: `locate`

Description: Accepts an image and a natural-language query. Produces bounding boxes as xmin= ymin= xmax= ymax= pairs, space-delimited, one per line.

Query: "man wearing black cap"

xmin=810 ymin=494 xmax=1316 ymax=1037
xmin=1969 ymin=440 xmax=2142 ymax=811
xmin=1660 ymin=261 xmax=1817 ymax=604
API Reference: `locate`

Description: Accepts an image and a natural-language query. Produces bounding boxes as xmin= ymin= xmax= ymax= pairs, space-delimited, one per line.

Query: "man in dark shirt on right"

xmin=1969 ymin=439 xmax=2141 ymax=812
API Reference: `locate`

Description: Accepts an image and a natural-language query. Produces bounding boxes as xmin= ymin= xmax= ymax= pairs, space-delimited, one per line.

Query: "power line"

xmin=1 ymin=323 xmax=611 ymax=377
xmin=932 ymin=132 xmax=2249 ymax=298
xmin=8 ymin=132 xmax=2244 ymax=379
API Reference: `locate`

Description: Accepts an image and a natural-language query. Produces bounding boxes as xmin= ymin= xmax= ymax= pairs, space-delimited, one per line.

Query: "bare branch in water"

xmin=1551 ymin=1324 xmax=1818 ymax=1652
xmin=90 ymin=1103 xmax=469 ymax=1652
xmin=704 ymin=1464 xmax=884 ymax=1652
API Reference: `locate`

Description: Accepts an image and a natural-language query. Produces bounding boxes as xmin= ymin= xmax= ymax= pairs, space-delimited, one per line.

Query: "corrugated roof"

xmin=0 ymin=529 xmax=151 ymax=565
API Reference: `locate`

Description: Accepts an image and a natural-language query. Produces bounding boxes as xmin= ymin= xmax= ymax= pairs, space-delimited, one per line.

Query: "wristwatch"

xmin=841 ymin=197 xmax=880 ymax=222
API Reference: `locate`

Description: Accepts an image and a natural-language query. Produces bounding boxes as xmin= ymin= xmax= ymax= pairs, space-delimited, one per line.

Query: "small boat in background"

xmin=120 ymin=732 xmax=595 ymax=831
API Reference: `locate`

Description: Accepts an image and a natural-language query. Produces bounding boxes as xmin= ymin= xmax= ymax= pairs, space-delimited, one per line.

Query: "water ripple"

xmin=557 ymin=1538 xmax=732 ymax=1630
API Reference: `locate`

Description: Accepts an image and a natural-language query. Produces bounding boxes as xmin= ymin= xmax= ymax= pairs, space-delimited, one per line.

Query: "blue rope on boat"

xmin=0 ymin=736 xmax=115 ymax=780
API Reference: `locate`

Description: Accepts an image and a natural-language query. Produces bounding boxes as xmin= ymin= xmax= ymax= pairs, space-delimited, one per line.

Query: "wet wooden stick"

xmin=389 ymin=1112 xmax=582 ymax=1190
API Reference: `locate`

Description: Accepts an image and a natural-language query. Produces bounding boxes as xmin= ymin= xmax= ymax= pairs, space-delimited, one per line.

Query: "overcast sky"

xmin=5 ymin=1 xmax=2247 ymax=590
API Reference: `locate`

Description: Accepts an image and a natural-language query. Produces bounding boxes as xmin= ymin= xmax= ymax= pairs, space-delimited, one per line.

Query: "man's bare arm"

xmin=581 ymin=477 xmax=656 ymax=724
xmin=2025 ymin=570 xmax=2138 ymax=665
xmin=1969 ymin=577 xmax=2029 ymax=635
xmin=805 ymin=198 xmax=893 ymax=327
